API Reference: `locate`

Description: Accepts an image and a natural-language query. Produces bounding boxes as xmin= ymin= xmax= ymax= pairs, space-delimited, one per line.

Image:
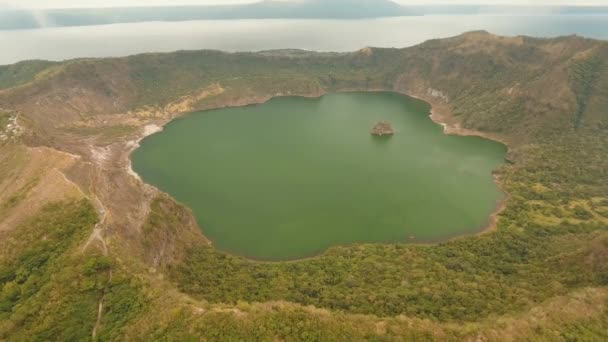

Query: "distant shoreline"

xmin=2 ymin=4 xmax=608 ymax=31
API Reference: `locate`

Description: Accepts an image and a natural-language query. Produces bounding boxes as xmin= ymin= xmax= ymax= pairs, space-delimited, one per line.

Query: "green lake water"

xmin=132 ymin=92 xmax=506 ymax=260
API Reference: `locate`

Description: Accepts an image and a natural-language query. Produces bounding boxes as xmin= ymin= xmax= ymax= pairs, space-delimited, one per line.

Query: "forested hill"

xmin=2 ymin=31 xmax=606 ymax=142
xmin=1 ymin=32 xmax=608 ymax=340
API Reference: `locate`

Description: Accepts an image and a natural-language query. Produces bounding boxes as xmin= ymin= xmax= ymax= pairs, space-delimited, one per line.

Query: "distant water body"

xmin=1 ymin=15 xmax=607 ymax=65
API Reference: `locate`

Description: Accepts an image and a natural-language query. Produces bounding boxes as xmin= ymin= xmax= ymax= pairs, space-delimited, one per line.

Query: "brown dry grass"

xmin=0 ymin=145 xmax=85 ymax=232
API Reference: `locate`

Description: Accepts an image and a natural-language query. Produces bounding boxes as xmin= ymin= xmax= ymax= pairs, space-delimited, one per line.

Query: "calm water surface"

xmin=132 ymin=92 xmax=506 ymax=260
xmin=1 ymin=15 xmax=607 ymax=65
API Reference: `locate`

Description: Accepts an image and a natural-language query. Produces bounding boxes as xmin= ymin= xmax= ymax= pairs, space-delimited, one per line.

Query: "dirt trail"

xmin=54 ymin=168 xmax=88 ymax=198
xmin=82 ymin=227 xmax=108 ymax=255
xmin=92 ymin=298 xmax=104 ymax=339
xmin=77 ymin=194 xmax=109 ymax=339
xmin=92 ymin=267 xmax=113 ymax=340
xmin=81 ymin=195 xmax=108 ymax=255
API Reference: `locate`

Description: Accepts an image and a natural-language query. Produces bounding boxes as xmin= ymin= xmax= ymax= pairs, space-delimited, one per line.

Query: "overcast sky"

xmin=1 ymin=0 xmax=605 ymax=9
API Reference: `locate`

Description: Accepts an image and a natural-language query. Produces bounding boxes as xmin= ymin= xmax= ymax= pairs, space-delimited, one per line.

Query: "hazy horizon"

xmin=2 ymin=14 xmax=607 ymax=65
xmin=2 ymin=0 xmax=607 ymax=10
xmin=1 ymin=0 xmax=607 ymax=65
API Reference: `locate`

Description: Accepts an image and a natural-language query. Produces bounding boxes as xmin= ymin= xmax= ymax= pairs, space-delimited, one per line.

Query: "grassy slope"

xmin=0 ymin=60 xmax=57 ymax=90
xmin=0 ymin=142 xmax=145 ymax=341
xmin=0 ymin=200 xmax=145 ymax=340
xmin=0 ymin=32 xmax=607 ymax=340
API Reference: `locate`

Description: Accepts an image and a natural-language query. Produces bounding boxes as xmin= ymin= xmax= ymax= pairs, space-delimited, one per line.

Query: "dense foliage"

xmin=0 ymin=200 xmax=144 ymax=340
xmin=173 ymin=221 xmax=608 ymax=322
xmin=0 ymin=60 xmax=56 ymax=90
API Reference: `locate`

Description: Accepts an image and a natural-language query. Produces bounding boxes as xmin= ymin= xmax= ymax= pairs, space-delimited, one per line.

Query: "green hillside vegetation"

xmin=0 ymin=200 xmax=144 ymax=340
xmin=0 ymin=32 xmax=607 ymax=339
xmin=173 ymin=224 xmax=608 ymax=320
xmin=569 ymin=53 xmax=605 ymax=128
xmin=0 ymin=60 xmax=57 ymax=89
xmin=0 ymin=112 xmax=9 ymax=129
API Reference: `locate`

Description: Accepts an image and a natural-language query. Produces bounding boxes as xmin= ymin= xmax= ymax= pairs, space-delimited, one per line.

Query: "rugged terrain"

xmin=1 ymin=31 xmax=608 ymax=340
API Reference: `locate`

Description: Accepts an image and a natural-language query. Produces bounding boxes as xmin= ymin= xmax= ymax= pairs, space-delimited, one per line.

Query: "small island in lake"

xmin=371 ymin=121 xmax=395 ymax=136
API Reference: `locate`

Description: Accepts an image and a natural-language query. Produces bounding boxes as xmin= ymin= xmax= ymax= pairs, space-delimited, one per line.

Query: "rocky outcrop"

xmin=371 ymin=121 xmax=395 ymax=136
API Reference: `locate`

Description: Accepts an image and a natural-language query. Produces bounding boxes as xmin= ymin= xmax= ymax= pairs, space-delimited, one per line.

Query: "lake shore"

xmin=402 ymin=91 xmax=510 ymax=235
xmin=126 ymin=89 xmax=509 ymax=260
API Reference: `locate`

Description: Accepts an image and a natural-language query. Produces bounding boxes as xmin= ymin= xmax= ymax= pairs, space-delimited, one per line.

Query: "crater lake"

xmin=131 ymin=92 xmax=506 ymax=260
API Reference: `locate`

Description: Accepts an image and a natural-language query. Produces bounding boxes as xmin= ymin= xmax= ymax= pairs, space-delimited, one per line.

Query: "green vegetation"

xmin=124 ymin=291 xmax=608 ymax=341
xmin=172 ymin=223 xmax=608 ymax=321
xmin=569 ymin=53 xmax=604 ymax=128
xmin=0 ymin=177 xmax=39 ymax=220
xmin=0 ymin=112 xmax=9 ymax=128
xmin=0 ymin=200 xmax=145 ymax=340
xmin=0 ymin=60 xmax=56 ymax=90
xmin=139 ymin=305 xmax=437 ymax=341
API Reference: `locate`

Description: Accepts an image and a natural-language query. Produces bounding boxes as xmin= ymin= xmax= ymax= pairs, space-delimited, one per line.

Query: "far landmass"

xmin=0 ymin=0 xmax=411 ymax=30
xmin=1 ymin=0 xmax=608 ymax=30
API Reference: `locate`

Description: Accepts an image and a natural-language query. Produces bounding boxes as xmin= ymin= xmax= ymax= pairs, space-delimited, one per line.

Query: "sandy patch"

xmin=126 ymin=124 xmax=163 ymax=181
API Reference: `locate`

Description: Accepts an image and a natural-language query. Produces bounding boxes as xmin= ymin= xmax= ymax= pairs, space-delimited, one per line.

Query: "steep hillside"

xmin=1 ymin=32 xmax=607 ymax=340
